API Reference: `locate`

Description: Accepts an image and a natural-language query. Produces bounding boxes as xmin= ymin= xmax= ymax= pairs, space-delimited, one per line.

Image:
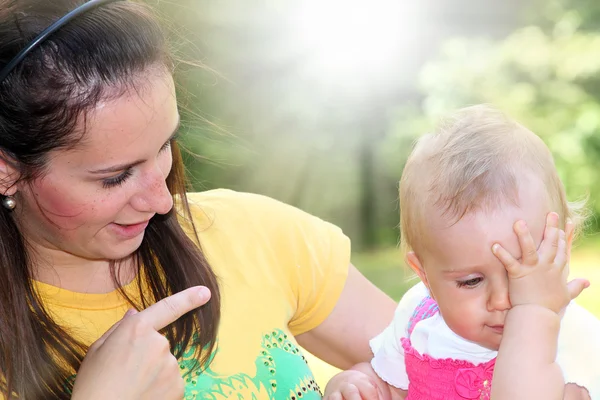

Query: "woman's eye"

xmin=159 ymin=140 xmax=172 ymax=152
xmin=160 ymin=135 xmax=177 ymax=153
xmin=102 ymin=168 xmax=133 ymax=189
xmin=100 ymin=138 xmax=174 ymax=189
xmin=456 ymin=277 xmax=483 ymax=288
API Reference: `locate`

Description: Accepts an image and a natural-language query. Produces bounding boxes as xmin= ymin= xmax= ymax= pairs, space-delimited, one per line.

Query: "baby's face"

xmin=414 ymin=181 xmax=552 ymax=350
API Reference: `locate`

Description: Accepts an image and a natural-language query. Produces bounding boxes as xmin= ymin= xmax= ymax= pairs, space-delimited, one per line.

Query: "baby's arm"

xmin=323 ymin=283 xmax=430 ymax=400
xmin=491 ymin=213 xmax=589 ymax=400
xmin=493 ymin=304 xmax=563 ymax=399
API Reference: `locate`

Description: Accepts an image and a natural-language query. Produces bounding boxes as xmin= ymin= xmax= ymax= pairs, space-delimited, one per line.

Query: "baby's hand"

xmin=492 ymin=212 xmax=589 ymax=313
xmin=323 ymin=370 xmax=382 ymax=400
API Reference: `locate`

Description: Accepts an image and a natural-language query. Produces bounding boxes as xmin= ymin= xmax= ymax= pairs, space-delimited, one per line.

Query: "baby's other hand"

xmin=492 ymin=212 xmax=589 ymax=313
xmin=563 ymin=383 xmax=591 ymax=400
xmin=323 ymin=370 xmax=382 ymax=400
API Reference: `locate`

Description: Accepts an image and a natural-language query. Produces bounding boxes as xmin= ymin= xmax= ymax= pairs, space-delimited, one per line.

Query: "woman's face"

xmin=14 ymin=70 xmax=179 ymax=262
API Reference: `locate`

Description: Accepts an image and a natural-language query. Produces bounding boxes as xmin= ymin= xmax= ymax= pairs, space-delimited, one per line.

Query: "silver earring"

xmin=2 ymin=196 xmax=16 ymax=210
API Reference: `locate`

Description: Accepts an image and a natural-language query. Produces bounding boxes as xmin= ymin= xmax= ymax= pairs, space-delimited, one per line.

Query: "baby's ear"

xmin=406 ymin=251 xmax=430 ymax=290
xmin=0 ymin=152 xmax=20 ymax=196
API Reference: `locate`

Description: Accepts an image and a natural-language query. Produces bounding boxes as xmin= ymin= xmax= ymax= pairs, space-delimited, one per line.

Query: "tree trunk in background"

xmin=357 ymin=105 xmax=386 ymax=250
xmin=359 ymin=128 xmax=377 ymax=249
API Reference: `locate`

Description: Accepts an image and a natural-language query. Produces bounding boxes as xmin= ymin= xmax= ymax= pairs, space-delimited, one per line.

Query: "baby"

xmin=324 ymin=105 xmax=598 ymax=399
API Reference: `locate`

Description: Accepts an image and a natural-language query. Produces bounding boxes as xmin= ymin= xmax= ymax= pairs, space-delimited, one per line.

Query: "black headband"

xmin=0 ymin=0 xmax=123 ymax=83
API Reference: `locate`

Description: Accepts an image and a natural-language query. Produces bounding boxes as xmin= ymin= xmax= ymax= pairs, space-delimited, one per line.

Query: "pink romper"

xmin=401 ymin=297 xmax=496 ymax=400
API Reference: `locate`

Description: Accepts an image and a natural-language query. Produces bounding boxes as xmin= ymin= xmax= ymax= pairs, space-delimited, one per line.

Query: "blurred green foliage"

xmin=150 ymin=0 xmax=600 ymax=250
xmin=388 ymin=5 xmax=600 ymax=220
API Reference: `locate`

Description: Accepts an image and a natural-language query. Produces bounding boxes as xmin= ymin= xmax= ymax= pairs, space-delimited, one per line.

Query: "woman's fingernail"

xmin=492 ymin=244 xmax=500 ymax=254
xmin=198 ymin=286 xmax=211 ymax=300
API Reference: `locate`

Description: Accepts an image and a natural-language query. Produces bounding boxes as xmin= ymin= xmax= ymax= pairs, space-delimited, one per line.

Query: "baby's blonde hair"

xmin=399 ymin=105 xmax=587 ymax=254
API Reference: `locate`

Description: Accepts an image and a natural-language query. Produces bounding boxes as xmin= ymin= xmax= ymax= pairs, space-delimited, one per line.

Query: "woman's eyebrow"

xmin=88 ymin=120 xmax=180 ymax=174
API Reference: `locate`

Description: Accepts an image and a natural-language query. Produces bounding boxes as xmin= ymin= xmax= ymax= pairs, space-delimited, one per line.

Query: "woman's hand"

xmin=71 ymin=286 xmax=211 ymax=400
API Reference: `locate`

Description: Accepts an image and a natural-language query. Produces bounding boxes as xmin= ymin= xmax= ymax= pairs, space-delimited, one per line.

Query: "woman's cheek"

xmin=32 ymin=182 xmax=103 ymax=229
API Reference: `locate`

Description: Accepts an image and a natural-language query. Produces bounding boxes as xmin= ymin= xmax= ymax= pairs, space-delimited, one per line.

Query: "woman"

xmin=0 ymin=0 xmax=396 ymax=398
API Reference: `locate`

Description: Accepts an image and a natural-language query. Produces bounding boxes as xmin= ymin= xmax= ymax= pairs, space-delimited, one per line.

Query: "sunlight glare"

xmin=293 ymin=0 xmax=417 ymax=81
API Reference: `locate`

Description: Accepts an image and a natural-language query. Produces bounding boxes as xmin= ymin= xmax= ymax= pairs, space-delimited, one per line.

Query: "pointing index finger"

xmin=137 ymin=286 xmax=211 ymax=331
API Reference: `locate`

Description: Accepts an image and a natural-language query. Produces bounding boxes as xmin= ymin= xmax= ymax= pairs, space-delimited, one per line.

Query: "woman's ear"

xmin=0 ymin=152 xmax=20 ymax=196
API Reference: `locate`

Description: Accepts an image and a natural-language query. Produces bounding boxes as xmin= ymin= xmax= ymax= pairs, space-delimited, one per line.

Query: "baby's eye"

xmin=456 ymin=277 xmax=483 ymax=288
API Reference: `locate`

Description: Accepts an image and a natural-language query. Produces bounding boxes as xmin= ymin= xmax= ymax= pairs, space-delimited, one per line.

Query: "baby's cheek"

xmin=441 ymin=305 xmax=479 ymax=338
xmin=444 ymin=313 xmax=468 ymax=335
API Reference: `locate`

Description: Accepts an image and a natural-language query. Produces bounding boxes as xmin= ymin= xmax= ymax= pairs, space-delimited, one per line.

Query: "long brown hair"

xmin=0 ymin=1 xmax=220 ymax=398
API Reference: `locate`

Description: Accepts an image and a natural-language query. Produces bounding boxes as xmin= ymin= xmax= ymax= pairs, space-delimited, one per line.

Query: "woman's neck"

xmin=31 ymin=248 xmax=137 ymax=294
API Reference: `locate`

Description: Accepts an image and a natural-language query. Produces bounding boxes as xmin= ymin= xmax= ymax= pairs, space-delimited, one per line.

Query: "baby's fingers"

xmin=567 ymin=278 xmax=590 ymax=301
xmin=553 ymin=230 xmax=568 ymax=269
xmin=340 ymin=383 xmax=364 ymax=400
xmin=513 ymin=220 xmax=539 ymax=265
xmin=492 ymin=243 xmax=521 ymax=276
xmin=324 ymin=393 xmax=343 ymax=400
xmin=324 ymin=392 xmax=342 ymax=400
xmin=538 ymin=212 xmax=560 ymax=263
xmin=566 ymin=218 xmax=575 ymax=259
xmin=351 ymin=379 xmax=380 ymax=400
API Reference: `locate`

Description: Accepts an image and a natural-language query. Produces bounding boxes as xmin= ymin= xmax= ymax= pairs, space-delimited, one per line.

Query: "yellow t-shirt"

xmin=33 ymin=189 xmax=350 ymax=399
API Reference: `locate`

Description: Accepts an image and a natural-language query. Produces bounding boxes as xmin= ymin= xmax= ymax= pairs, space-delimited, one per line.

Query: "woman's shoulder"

xmin=185 ymin=189 xmax=301 ymax=219
xmin=180 ymin=189 xmax=349 ymax=279
xmin=186 ymin=188 xmax=267 ymax=203
xmin=183 ymin=189 xmax=338 ymax=235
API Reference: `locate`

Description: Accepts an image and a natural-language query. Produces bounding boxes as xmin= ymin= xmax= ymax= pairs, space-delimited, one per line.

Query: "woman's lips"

xmin=109 ymin=220 xmax=149 ymax=239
